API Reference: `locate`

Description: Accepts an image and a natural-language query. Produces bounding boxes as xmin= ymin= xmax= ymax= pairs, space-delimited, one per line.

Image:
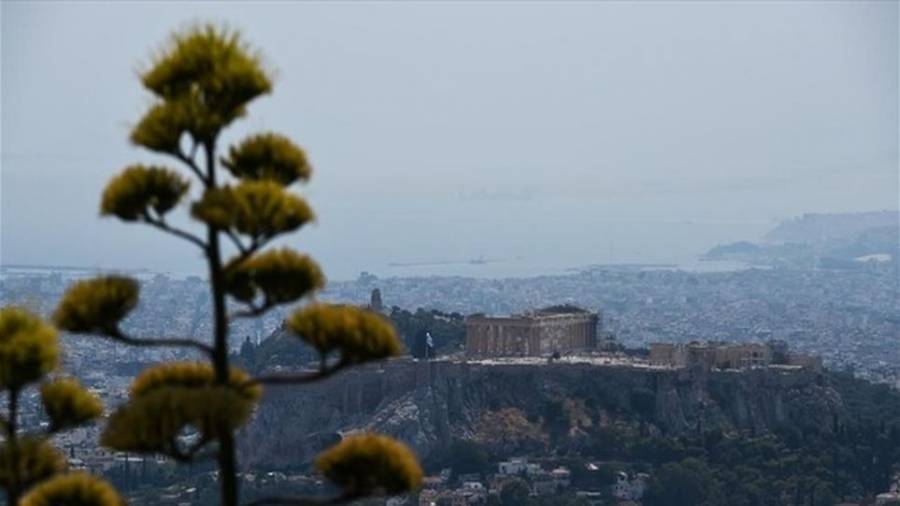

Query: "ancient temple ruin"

xmin=465 ymin=305 xmax=599 ymax=357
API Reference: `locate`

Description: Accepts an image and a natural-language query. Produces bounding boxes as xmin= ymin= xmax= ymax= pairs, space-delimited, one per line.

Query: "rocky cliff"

xmin=238 ymin=359 xmax=840 ymax=469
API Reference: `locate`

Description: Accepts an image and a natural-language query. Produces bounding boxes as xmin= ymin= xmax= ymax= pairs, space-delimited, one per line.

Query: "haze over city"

xmin=2 ymin=1 xmax=897 ymax=279
xmin=3 ymin=2 xmax=900 ymax=506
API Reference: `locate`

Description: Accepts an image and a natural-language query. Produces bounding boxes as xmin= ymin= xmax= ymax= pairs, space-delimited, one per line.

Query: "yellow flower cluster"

xmin=1 ymin=307 xmax=108 ymax=502
xmin=0 ymin=308 xmax=59 ymax=391
xmin=101 ymin=363 xmax=261 ymax=456
xmin=130 ymin=101 xmax=191 ymax=154
xmin=226 ymin=248 xmax=324 ymax=305
xmin=142 ymin=25 xmax=271 ymax=103
xmin=222 ymin=132 xmax=311 ymax=186
xmin=191 ymin=181 xmax=314 ymax=240
xmin=53 ymin=276 xmax=139 ymax=335
xmin=19 ymin=473 xmax=124 ymax=506
xmin=41 ymin=379 xmax=104 ymax=432
xmin=316 ymin=434 xmax=422 ymax=497
xmin=100 ymin=165 xmax=189 ymax=221
xmin=133 ymin=25 xmax=271 ymax=150
xmin=287 ymin=305 xmax=402 ymax=364
xmin=0 ymin=438 xmax=66 ymax=493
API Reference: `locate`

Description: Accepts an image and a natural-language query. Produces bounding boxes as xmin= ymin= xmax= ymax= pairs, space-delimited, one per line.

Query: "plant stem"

xmin=7 ymin=388 xmax=20 ymax=506
xmin=204 ymin=140 xmax=240 ymax=506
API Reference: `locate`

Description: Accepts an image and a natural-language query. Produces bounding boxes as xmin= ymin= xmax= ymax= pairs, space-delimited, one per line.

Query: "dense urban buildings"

xmin=323 ymin=266 xmax=899 ymax=389
xmin=0 ymin=261 xmax=897 ymax=505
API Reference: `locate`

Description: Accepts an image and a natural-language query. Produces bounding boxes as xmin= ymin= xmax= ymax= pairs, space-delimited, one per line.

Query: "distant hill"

xmin=827 ymin=225 xmax=899 ymax=260
xmin=241 ymin=360 xmax=900 ymax=502
xmin=763 ymin=210 xmax=899 ymax=244
xmin=705 ymin=211 xmax=899 ymax=268
xmin=704 ymin=241 xmax=761 ymax=258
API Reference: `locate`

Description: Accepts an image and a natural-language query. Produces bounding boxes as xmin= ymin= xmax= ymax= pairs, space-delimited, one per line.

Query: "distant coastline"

xmin=0 ymin=263 xmax=192 ymax=281
xmin=0 ymin=263 xmax=152 ymax=273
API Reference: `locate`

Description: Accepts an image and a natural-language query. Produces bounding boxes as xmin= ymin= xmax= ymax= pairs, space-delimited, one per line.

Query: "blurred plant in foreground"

xmin=0 ymin=307 xmax=119 ymax=505
xmin=54 ymin=24 xmax=421 ymax=506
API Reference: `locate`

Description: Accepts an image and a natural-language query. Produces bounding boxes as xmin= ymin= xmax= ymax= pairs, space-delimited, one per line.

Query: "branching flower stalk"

xmin=53 ymin=25 xmax=421 ymax=506
xmin=0 ymin=307 xmax=119 ymax=506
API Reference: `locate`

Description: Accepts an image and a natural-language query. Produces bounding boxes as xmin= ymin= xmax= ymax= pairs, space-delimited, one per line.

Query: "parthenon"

xmin=465 ymin=305 xmax=599 ymax=357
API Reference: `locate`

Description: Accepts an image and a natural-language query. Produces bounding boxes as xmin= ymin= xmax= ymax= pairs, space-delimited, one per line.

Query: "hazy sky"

xmin=2 ymin=1 xmax=897 ymax=279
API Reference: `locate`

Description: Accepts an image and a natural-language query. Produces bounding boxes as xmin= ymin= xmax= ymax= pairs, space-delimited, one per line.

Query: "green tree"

xmin=500 ymin=478 xmax=531 ymax=506
xmin=0 ymin=307 xmax=119 ymax=505
xmin=643 ymin=458 xmax=718 ymax=506
xmin=533 ymin=495 xmax=590 ymax=506
xmin=388 ymin=307 xmax=465 ymax=358
xmin=53 ymin=25 xmax=421 ymax=506
xmin=446 ymin=440 xmax=491 ymax=478
xmin=560 ymin=459 xmax=617 ymax=490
